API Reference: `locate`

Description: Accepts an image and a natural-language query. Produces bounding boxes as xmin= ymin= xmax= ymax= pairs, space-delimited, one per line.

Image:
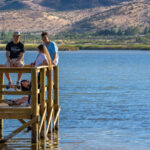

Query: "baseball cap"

xmin=13 ymin=31 xmax=21 ymax=36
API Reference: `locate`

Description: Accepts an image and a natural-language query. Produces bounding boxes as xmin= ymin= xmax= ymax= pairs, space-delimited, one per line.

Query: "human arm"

xmin=17 ymin=52 xmax=24 ymax=62
xmin=6 ymin=51 xmax=11 ymax=63
xmin=6 ymin=43 xmax=12 ymax=64
xmin=14 ymin=52 xmax=24 ymax=66
xmin=52 ymin=53 xmax=57 ymax=65
xmin=14 ymin=43 xmax=25 ymax=65
xmin=51 ymin=42 xmax=58 ymax=65
xmin=38 ymin=60 xmax=49 ymax=66
xmin=13 ymin=96 xmax=28 ymax=105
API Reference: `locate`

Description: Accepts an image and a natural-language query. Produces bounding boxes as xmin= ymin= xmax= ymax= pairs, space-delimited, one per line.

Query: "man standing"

xmin=41 ymin=32 xmax=59 ymax=66
xmin=4 ymin=31 xmax=25 ymax=89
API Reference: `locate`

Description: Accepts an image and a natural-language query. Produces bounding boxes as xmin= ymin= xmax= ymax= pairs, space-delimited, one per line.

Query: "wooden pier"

xmin=0 ymin=65 xmax=60 ymax=143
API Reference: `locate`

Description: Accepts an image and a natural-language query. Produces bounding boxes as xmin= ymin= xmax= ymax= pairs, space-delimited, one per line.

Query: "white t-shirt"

xmin=35 ymin=53 xmax=49 ymax=67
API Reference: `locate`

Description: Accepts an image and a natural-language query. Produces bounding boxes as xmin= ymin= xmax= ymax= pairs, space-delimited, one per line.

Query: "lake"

xmin=1 ymin=50 xmax=150 ymax=150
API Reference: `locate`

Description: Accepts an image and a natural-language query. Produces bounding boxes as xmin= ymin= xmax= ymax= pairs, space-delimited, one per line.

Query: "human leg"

xmin=14 ymin=96 xmax=28 ymax=105
xmin=16 ymin=60 xmax=24 ymax=88
xmin=4 ymin=61 xmax=13 ymax=88
xmin=4 ymin=96 xmax=28 ymax=106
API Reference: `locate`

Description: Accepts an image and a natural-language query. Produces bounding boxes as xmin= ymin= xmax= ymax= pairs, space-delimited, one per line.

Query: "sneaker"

xmin=16 ymin=81 xmax=21 ymax=89
xmin=6 ymin=82 xmax=12 ymax=89
xmin=23 ymin=101 xmax=30 ymax=107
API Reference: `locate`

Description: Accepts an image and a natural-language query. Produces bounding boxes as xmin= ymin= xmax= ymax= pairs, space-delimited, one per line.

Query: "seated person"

xmin=5 ymin=80 xmax=31 ymax=106
xmin=31 ymin=44 xmax=52 ymax=68
xmin=4 ymin=32 xmax=25 ymax=89
xmin=5 ymin=79 xmax=39 ymax=106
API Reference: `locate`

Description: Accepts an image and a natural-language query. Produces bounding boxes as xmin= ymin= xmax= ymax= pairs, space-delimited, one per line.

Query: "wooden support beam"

xmin=31 ymin=69 xmax=39 ymax=143
xmin=46 ymin=108 xmax=53 ymax=135
xmin=54 ymin=66 xmax=59 ymax=130
xmin=40 ymin=68 xmax=46 ymax=139
xmin=18 ymin=119 xmax=32 ymax=131
xmin=39 ymin=108 xmax=46 ymax=135
xmin=0 ymin=117 xmax=37 ymax=143
xmin=47 ymin=68 xmax=53 ymax=133
xmin=0 ymin=72 xmax=4 ymax=139
xmin=18 ymin=119 xmax=26 ymax=124
xmin=54 ymin=107 xmax=61 ymax=127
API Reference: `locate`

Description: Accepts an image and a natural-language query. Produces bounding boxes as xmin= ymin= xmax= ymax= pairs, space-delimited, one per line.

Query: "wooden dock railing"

xmin=0 ymin=65 xmax=60 ymax=143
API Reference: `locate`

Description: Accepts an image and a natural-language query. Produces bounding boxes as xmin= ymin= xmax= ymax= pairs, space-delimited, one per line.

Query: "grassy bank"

xmin=77 ymin=44 xmax=150 ymax=50
xmin=0 ymin=44 xmax=79 ymax=51
xmin=0 ymin=44 xmax=150 ymax=51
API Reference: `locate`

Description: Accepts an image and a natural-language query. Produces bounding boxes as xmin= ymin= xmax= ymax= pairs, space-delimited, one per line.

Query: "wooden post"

xmin=0 ymin=72 xmax=4 ymax=139
xmin=53 ymin=66 xmax=59 ymax=130
xmin=40 ymin=68 xmax=46 ymax=138
xmin=31 ymin=69 xmax=39 ymax=143
xmin=47 ymin=68 xmax=53 ymax=133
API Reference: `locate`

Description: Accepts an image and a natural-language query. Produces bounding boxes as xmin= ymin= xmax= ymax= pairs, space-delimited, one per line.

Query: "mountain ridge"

xmin=0 ymin=0 xmax=132 ymax=11
xmin=0 ymin=0 xmax=149 ymax=35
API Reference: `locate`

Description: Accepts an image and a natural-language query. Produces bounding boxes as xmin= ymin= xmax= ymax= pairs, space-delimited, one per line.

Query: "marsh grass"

xmin=0 ymin=44 xmax=150 ymax=51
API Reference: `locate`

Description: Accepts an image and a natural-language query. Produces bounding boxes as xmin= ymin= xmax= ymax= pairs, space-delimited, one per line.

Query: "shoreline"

xmin=0 ymin=44 xmax=150 ymax=51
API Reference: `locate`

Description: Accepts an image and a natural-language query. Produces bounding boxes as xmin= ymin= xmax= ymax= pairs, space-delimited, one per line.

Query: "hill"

xmin=0 ymin=0 xmax=149 ymax=35
xmin=0 ymin=0 xmax=132 ymax=11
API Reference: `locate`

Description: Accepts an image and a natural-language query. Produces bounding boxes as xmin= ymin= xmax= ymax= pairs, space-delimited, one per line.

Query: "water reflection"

xmin=0 ymin=131 xmax=59 ymax=150
xmin=47 ymin=130 xmax=59 ymax=149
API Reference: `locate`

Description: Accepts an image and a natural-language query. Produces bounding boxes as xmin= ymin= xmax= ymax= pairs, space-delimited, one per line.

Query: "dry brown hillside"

xmin=0 ymin=0 xmax=149 ymax=35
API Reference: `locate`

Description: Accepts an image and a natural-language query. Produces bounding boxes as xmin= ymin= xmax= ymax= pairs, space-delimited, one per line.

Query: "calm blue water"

xmin=1 ymin=50 xmax=150 ymax=150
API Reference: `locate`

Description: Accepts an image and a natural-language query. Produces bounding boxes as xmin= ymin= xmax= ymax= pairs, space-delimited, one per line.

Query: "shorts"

xmin=4 ymin=58 xmax=24 ymax=67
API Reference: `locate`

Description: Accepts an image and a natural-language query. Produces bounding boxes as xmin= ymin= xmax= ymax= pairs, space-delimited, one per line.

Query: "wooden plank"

xmin=37 ymin=66 xmax=50 ymax=69
xmin=0 ymin=72 xmax=4 ymax=139
xmin=0 ymin=68 xmax=32 ymax=73
xmin=40 ymin=68 xmax=46 ymax=138
xmin=0 ymin=91 xmax=32 ymax=95
xmin=53 ymin=66 xmax=59 ymax=130
xmin=0 ymin=107 xmax=32 ymax=113
xmin=0 ymin=113 xmax=32 ymax=119
xmin=0 ymin=117 xmax=37 ymax=143
xmin=18 ymin=119 xmax=26 ymax=124
xmin=31 ymin=69 xmax=39 ymax=143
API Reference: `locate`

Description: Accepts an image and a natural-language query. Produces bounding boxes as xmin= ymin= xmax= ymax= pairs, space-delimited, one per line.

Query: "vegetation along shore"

xmin=0 ymin=44 xmax=150 ymax=51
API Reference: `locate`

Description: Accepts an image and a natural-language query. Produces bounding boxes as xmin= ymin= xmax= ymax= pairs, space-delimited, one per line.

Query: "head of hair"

xmin=37 ymin=44 xmax=52 ymax=68
xmin=20 ymin=80 xmax=30 ymax=91
xmin=41 ymin=31 xmax=49 ymax=37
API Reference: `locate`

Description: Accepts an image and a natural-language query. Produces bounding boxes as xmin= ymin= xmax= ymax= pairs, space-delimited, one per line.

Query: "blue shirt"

xmin=43 ymin=41 xmax=59 ymax=65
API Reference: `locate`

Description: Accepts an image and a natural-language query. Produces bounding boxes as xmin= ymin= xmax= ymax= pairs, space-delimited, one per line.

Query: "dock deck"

xmin=0 ymin=65 xmax=60 ymax=143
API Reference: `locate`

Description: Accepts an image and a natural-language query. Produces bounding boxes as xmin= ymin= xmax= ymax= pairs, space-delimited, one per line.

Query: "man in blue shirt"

xmin=41 ymin=32 xmax=58 ymax=66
